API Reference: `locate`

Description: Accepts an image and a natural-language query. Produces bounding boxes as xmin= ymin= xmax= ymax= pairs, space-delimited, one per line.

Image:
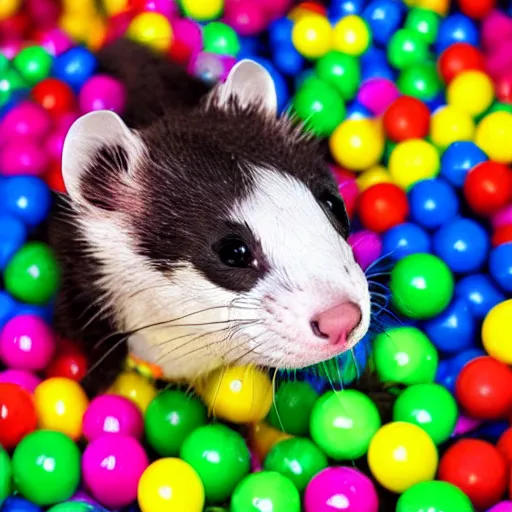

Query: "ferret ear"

xmin=62 ymin=110 xmax=143 ymax=206
xmin=208 ymin=59 xmax=277 ymax=114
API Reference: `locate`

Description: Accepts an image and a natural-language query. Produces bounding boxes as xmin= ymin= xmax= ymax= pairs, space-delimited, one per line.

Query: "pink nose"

xmin=311 ymin=302 xmax=362 ymax=346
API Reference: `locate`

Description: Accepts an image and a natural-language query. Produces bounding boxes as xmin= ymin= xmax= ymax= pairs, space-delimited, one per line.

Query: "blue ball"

xmin=0 ymin=176 xmax=51 ymax=227
xmin=440 ymin=141 xmax=488 ymax=187
xmin=363 ymin=0 xmax=405 ymax=46
xmin=1 ymin=497 xmax=43 ymax=512
xmin=382 ymin=222 xmax=431 ymax=260
xmin=409 ymin=178 xmax=459 ymax=230
xmin=437 ymin=348 xmax=485 ymax=394
xmin=272 ymin=44 xmax=305 ymax=76
xmin=237 ymin=36 xmax=261 ymax=59
xmin=0 ymin=214 xmax=27 ymax=270
xmin=424 ymin=93 xmax=446 ymax=113
xmin=52 ymin=46 xmax=98 ymax=91
xmin=423 ymin=298 xmax=476 ymax=354
xmin=345 ymin=100 xmax=372 ymax=119
xmin=456 ymin=274 xmax=505 ymax=319
xmin=15 ymin=303 xmax=54 ymax=324
xmin=268 ymin=17 xmax=293 ymax=45
xmin=0 ymin=291 xmax=17 ymax=330
xmin=433 ymin=218 xmax=489 ymax=273
xmin=489 ymin=242 xmax=512 ymax=292
xmin=361 ymin=47 xmax=396 ymax=81
xmin=437 ymin=14 xmax=479 ymax=54
xmin=329 ymin=0 xmax=367 ymax=20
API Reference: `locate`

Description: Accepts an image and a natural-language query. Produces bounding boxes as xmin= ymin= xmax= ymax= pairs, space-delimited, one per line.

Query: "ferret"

xmin=49 ymin=39 xmax=371 ymax=394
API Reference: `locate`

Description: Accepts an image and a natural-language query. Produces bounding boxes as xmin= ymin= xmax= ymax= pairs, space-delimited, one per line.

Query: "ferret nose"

xmin=311 ymin=302 xmax=362 ymax=346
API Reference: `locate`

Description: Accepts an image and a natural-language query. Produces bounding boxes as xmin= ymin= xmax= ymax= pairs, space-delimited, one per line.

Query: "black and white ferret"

xmin=49 ymin=39 xmax=371 ymax=394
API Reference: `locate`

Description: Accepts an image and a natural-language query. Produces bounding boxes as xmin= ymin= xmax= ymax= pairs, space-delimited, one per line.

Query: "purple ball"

xmin=487 ymin=502 xmax=512 ymax=512
xmin=304 ymin=467 xmax=379 ymax=512
xmin=82 ymin=435 xmax=149 ymax=509
xmin=348 ymin=230 xmax=382 ymax=271
xmin=357 ymin=78 xmax=400 ymax=116
xmin=0 ymin=101 xmax=53 ymax=143
xmin=79 ymin=75 xmax=126 ymax=115
xmin=0 ymin=140 xmax=49 ymax=176
xmin=38 ymin=28 xmax=74 ymax=56
xmin=46 ymin=127 xmax=68 ymax=161
xmin=172 ymin=18 xmax=203 ymax=54
xmin=0 ymin=369 xmax=41 ymax=393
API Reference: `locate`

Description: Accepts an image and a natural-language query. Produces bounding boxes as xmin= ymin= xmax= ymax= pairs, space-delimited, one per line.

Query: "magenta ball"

xmin=486 ymin=40 xmax=512 ymax=81
xmin=0 ymin=101 xmax=53 ymax=142
xmin=26 ymin=0 xmax=60 ymax=28
xmin=223 ymin=0 xmax=268 ymax=36
xmin=0 ymin=369 xmax=41 ymax=393
xmin=304 ymin=467 xmax=379 ymax=512
xmin=37 ymin=28 xmax=73 ymax=56
xmin=0 ymin=315 xmax=55 ymax=371
xmin=481 ymin=10 xmax=512 ymax=52
xmin=82 ymin=435 xmax=149 ymax=509
xmin=46 ymin=128 xmax=68 ymax=161
xmin=0 ymin=140 xmax=49 ymax=176
xmin=257 ymin=0 xmax=292 ymax=21
xmin=79 ymin=75 xmax=126 ymax=115
xmin=487 ymin=501 xmax=512 ymax=512
xmin=348 ymin=230 xmax=382 ymax=271
xmin=492 ymin=206 xmax=512 ymax=229
xmin=357 ymin=78 xmax=400 ymax=116
xmin=82 ymin=394 xmax=144 ymax=442
xmin=138 ymin=0 xmax=178 ymax=18
xmin=172 ymin=18 xmax=203 ymax=54
xmin=0 ymin=42 xmax=23 ymax=60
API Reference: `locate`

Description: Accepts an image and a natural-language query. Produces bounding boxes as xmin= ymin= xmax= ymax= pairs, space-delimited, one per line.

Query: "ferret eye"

xmin=214 ymin=237 xmax=255 ymax=268
xmin=319 ymin=191 xmax=350 ymax=235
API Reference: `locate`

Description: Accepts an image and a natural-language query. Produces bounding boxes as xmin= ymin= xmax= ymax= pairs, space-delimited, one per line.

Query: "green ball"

xmin=12 ymin=430 xmax=80 ymax=506
xmin=180 ymin=424 xmax=250 ymax=503
xmin=267 ymin=381 xmax=318 ymax=436
xmin=4 ymin=242 xmax=60 ymax=305
xmin=310 ymin=390 xmax=381 ymax=460
xmin=231 ymin=471 xmax=300 ymax=512
xmin=47 ymin=503 xmax=97 ymax=512
xmin=405 ymin=8 xmax=440 ymax=45
xmin=373 ymin=327 xmax=438 ymax=386
xmin=144 ymin=389 xmax=207 ymax=457
xmin=0 ymin=54 xmax=9 ymax=74
xmin=13 ymin=46 xmax=53 ymax=85
xmin=293 ymin=77 xmax=345 ymax=137
xmin=264 ymin=438 xmax=328 ymax=492
xmin=203 ymin=22 xmax=240 ymax=57
xmin=315 ymin=51 xmax=360 ymax=100
xmin=398 ymin=61 xmax=442 ymax=101
xmin=0 ymin=448 xmax=11 ymax=505
xmin=0 ymin=68 xmax=27 ymax=108
xmin=390 ymin=253 xmax=454 ymax=319
xmin=393 ymin=383 xmax=458 ymax=445
xmin=396 ymin=481 xmax=474 ymax=512
xmin=388 ymin=29 xmax=430 ymax=70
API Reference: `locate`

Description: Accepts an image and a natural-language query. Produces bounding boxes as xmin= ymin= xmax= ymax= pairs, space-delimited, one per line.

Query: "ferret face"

xmin=62 ymin=61 xmax=371 ymax=380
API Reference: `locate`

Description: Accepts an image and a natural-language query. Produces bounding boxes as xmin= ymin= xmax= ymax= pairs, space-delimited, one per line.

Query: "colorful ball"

xmin=13 ymin=46 xmax=53 ymax=85
xmin=438 ymin=42 xmax=485 ymax=84
xmin=396 ymin=481 xmax=473 ymax=512
xmin=483 ymin=300 xmax=512 ymax=364
xmin=203 ymin=22 xmax=240 ymax=57
xmin=315 ymin=51 xmax=360 ymax=100
xmin=447 ymin=70 xmax=494 ymax=117
xmin=456 ymin=274 xmax=505 ymax=320
xmin=0 ymin=101 xmax=52 ymax=142
xmin=430 ymin=105 xmax=475 ymax=150
xmin=404 ymin=7 xmax=439 ymax=44
xmin=382 ymin=222 xmax=431 ymax=260
xmin=180 ymin=0 xmax=223 ymax=22
xmin=332 ymin=15 xmax=371 ymax=56
xmin=0 ymin=0 xmax=21 ymax=20
xmin=398 ymin=61 xmax=442 ymax=101
xmin=0 ymin=369 xmax=41 ymax=394
xmin=291 ymin=15 xmax=332 ymax=59
xmin=475 ymin=111 xmax=512 ymax=164
xmin=382 ymin=96 xmax=430 ymax=143
xmin=490 ymin=243 xmax=512 ymax=292
xmin=127 ymin=12 xmax=173 ymax=52
xmin=109 ymin=371 xmax=157 ymax=413
xmin=0 ymin=447 xmax=11 ymax=504
xmin=440 ymin=141 xmax=487 ymax=187
xmin=388 ymin=28 xmax=429 ymax=70
xmin=79 ymin=75 xmax=126 ymax=115
xmin=31 ymin=78 xmax=76 ymax=117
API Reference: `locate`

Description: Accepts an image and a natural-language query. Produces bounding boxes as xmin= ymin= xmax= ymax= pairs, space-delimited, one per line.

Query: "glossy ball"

xmin=52 ymin=47 xmax=98 ymax=91
xmin=82 ymin=435 xmax=148 ymax=509
xmin=483 ymin=300 xmax=512 ymax=364
xmin=291 ymin=15 xmax=332 ymax=59
xmin=382 ymin=222 xmax=431 ymax=260
xmin=0 ymin=447 xmax=11 ymax=504
xmin=490 ymin=244 xmax=512 ymax=292
xmin=388 ymin=29 xmax=429 ymax=70
xmin=32 ymin=78 xmax=75 ymax=117
xmin=430 ymin=106 xmax=475 ymax=150
xmin=0 ymin=369 xmax=41 ymax=394
xmin=440 ymin=141 xmax=487 ymax=187
xmin=398 ymin=62 xmax=442 ymax=101
xmin=458 ymin=0 xmax=495 ymax=19
xmin=447 ymin=70 xmax=494 ymax=117
xmin=310 ymin=390 xmax=381 ymax=460
xmin=390 ymin=253 xmax=454 ymax=318
xmin=362 ymin=0 xmax=404 ymax=46
xmin=475 ymin=111 xmax=512 ymax=164
xmin=0 ymin=0 xmax=21 ymax=19
xmin=45 ymin=350 xmax=87 ymax=382
xmin=438 ymin=439 xmax=507 ymax=511
xmin=127 ymin=12 xmax=173 ymax=52
xmin=383 ymin=96 xmax=430 ymax=143
xmin=437 ymin=14 xmax=479 ymax=53
xmin=0 ymin=215 xmax=27 ymax=271
xmin=12 ymin=430 xmax=80 ymax=506
xmin=181 ymin=424 xmax=250 ymax=502
xmin=109 ymin=371 xmax=157 ymax=413
xmin=13 ymin=46 xmax=52 ymax=86
xmin=0 ymin=140 xmax=49 ymax=176
xmin=332 ymin=15 xmax=371 ymax=56
xmin=404 ymin=7 xmax=439 ymax=44
xmin=180 ymin=0 xmax=223 ymax=22
xmin=397 ymin=481 xmax=474 ymax=512
xmin=0 ymin=497 xmax=42 ymax=512
xmin=368 ymin=422 xmax=438 ymax=493
xmin=0 ymin=101 xmax=52 ymax=142
xmin=79 ymin=75 xmax=126 ymax=115
xmin=203 ymin=22 xmax=240 ymax=56
xmin=438 ymin=42 xmax=485 ymax=83
xmin=315 ymin=51 xmax=360 ymax=100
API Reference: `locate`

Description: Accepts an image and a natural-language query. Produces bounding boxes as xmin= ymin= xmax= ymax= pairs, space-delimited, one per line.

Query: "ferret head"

xmin=62 ymin=60 xmax=371 ymax=380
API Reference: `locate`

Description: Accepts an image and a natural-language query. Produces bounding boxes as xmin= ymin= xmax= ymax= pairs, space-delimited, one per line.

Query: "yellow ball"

xmin=102 ymin=0 xmax=129 ymax=16
xmin=180 ymin=0 xmax=223 ymax=22
xmin=482 ymin=299 xmax=512 ymax=364
xmin=389 ymin=139 xmax=440 ymax=190
xmin=332 ymin=15 xmax=372 ymax=56
xmin=109 ymin=371 xmax=157 ymax=413
xmin=475 ymin=111 xmax=512 ymax=164
xmin=248 ymin=422 xmax=293 ymax=461
xmin=430 ymin=106 xmax=475 ymax=150
xmin=447 ymin=71 xmax=494 ymax=118
xmin=330 ymin=119 xmax=385 ymax=171
xmin=138 ymin=458 xmax=205 ymax=512
xmin=291 ymin=15 xmax=333 ymax=60
xmin=127 ymin=12 xmax=173 ymax=52
xmin=368 ymin=421 xmax=438 ymax=494
xmin=34 ymin=378 xmax=89 ymax=441
xmin=0 ymin=0 xmax=20 ymax=20
xmin=357 ymin=165 xmax=394 ymax=191
xmin=199 ymin=365 xmax=273 ymax=424
xmin=60 ymin=14 xmax=96 ymax=42
xmin=403 ymin=0 xmax=449 ymax=15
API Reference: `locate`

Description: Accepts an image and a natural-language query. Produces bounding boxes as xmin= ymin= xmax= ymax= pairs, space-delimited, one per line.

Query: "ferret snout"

xmin=311 ymin=302 xmax=362 ymax=347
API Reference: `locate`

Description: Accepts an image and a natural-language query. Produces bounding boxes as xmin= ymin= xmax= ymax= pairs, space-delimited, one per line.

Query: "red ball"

xmin=0 ymin=383 xmax=37 ymax=451
xmin=455 ymin=356 xmax=512 ymax=420
xmin=497 ymin=427 xmax=512 ymax=465
xmin=439 ymin=439 xmax=507 ymax=511
xmin=46 ymin=352 xmax=87 ymax=381
xmin=357 ymin=183 xmax=409 ymax=233
xmin=495 ymin=72 xmax=512 ymax=104
xmin=32 ymin=78 xmax=76 ymax=117
xmin=43 ymin=160 xmax=66 ymax=193
xmin=458 ymin=0 xmax=495 ymax=19
xmin=383 ymin=96 xmax=431 ymax=142
xmin=463 ymin=161 xmax=512 ymax=217
xmin=437 ymin=42 xmax=485 ymax=83
xmin=493 ymin=225 xmax=512 ymax=247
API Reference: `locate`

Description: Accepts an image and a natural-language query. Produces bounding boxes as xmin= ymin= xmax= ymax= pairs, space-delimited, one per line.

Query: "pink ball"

xmin=46 ymin=128 xmax=68 ymax=161
xmin=56 ymin=111 xmax=80 ymax=132
xmin=452 ymin=413 xmax=481 ymax=436
xmin=487 ymin=501 xmax=512 ymax=512
xmin=257 ymin=0 xmax=293 ymax=21
xmin=82 ymin=435 xmax=149 ymax=509
xmin=0 ymin=101 xmax=53 ymax=142
xmin=348 ymin=230 xmax=382 ymax=271
xmin=481 ymin=10 xmax=512 ymax=52
xmin=0 ymin=42 xmax=23 ymax=60
xmin=37 ymin=28 xmax=73 ymax=57
xmin=0 ymin=140 xmax=49 ymax=176
xmin=485 ymin=40 xmax=512 ymax=81
xmin=79 ymin=75 xmax=127 ymax=115
xmin=492 ymin=206 xmax=512 ymax=229
xmin=0 ymin=315 xmax=56 ymax=371
xmin=137 ymin=0 xmax=178 ymax=18
xmin=172 ymin=17 xmax=203 ymax=54
xmin=0 ymin=369 xmax=41 ymax=394
xmin=82 ymin=394 xmax=144 ymax=442
xmin=223 ymin=1 xmax=268 ymax=36
xmin=304 ymin=467 xmax=379 ymax=512
xmin=26 ymin=0 xmax=60 ymax=29
xmin=358 ymin=78 xmax=400 ymax=116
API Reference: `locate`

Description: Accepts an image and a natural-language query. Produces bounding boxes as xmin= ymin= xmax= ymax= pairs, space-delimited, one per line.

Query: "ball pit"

xmin=0 ymin=0 xmax=511 ymax=511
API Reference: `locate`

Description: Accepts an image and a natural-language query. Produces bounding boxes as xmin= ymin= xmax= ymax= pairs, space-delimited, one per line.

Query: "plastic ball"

xmin=315 ymin=51 xmax=360 ymax=100
xmin=447 ymin=70 xmax=494 ymax=118
xmin=137 ymin=458 xmax=205 ymax=512
xmin=356 ymin=165 xmax=393 ymax=191
xmin=127 ymin=12 xmax=173 ymax=52
xmin=310 ymin=390 xmax=381 ymax=460
xmin=329 ymin=118 xmax=385 ymax=171
xmin=483 ymin=300 xmax=512 ymax=364
xmin=231 ymin=471 xmax=300 ymax=512
xmin=0 ymin=68 xmax=26 ymax=109
xmin=0 ymin=369 xmax=41 ymax=394
xmin=203 ymin=22 xmax=240 ymax=56
xmin=398 ymin=62 xmax=442 ymax=101
xmin=362 ymin=0 xmax=404 ymax=46
xmin=34 ymin=377 xmax=88 ymax=440
xmin=79 ymin=75 xmax=126 ymax=115
xmin=0 ymin=139 xmax=50 ymax=176
xmin=12 ymin=430 xmax=81 ymax=506
xmin=388 ymin=29 xmax=429 ymax=70
xmin=438 ymin=42 xmax=485 ymax=84
xmin=382 ymin=222 xmax=431 ymax=260
xmin=31 ymin=78 xmax=75 ymax=117
xmin=291 ymin=15 xmax=332 ymax=60
xmin=348 ymin=230 xmax=382 ymax=271
xmin=0 ymin=447 xmax=11 ymax=504
xmin=490 ymin=244 xmax=512 ymax=292
xmin=368 ymin=422 xmax=438 ymax=494
xmin=46 ymin=349 xmax=87 ymax=382
xmin=356 ymin=78 xmax=399 ymax=116
xmin=456 ymin=274 xmax=505 ymax=320
xmin=332 ymin=15 xmax=371 ymax=56
xmin=440 ymin=141 xmax=487 ymax=187
xmin=458 ymin=0 xmax=495 ymax=19
xmin=382 ymin=96 xmax=430 ymax=143
xmin=181 ymin=424 xmax=250 ymax=502
xmin=373 ymin=327 xmax=438 ymax=385
xmin=0 ymin=0 xmax=21 ymax=19
xmin=223 ymin=1 xmax=267 ymax=37
xmin=0 ymin=214 xmax=26 ymax=270
xmin=13 ymin=46 xmax=53 ymax=85
xmin=0 ymin=101 xmax=52 ymax=142
xmin=437 ymin=14 xmax=479 ymax=53
xmin=304 ymin=466 xmax=378 ymax=512
xmin=0 ymin=497 xmax=42 ymax=512
xmin=497 ymin=427 xmax=512 ymax=465
xmin=248 ymin=422 xmax=292 ymax=462
xmin=475 ymin=111 xmax=512 ymax=164
xmin=390 ymin=253 xmax=454 ymax=319
xmin=456 ymin=356 xmax=512 ymax=420
xmin=438 ymin=439 xmax=507 ymax=511
xmin=109 ymin=371 xmax=157 ymax=413
xmin=52 ymin=47 xmax=98 ymax=91
xmin=430 ymin=105 xmax=475 ymax=150
xmin=0 ymin=383 xmax=37 ymax=451
xmin=180 ymin=0 xmax=223 ymax=22
xmin=82 ymin=435 xmax=148 ymax=509
xmin=404 ymin=7 xmax=439 ymax=45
